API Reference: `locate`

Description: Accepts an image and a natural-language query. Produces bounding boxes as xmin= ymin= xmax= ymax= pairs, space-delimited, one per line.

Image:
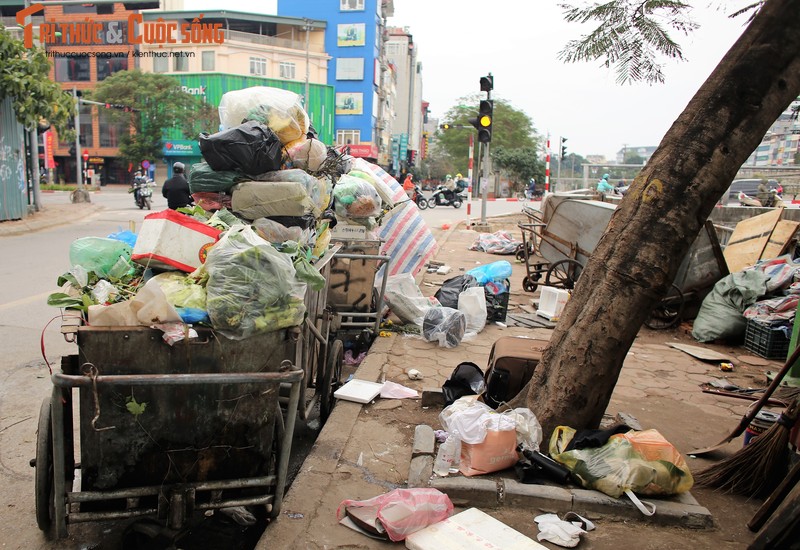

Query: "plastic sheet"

xmin=218 ymin=86 xmax=309 ymax=144
xmin=231 ymin=181 xmax=319 ymax=220
xmin=384 ymin=273 xmax=440 ymax=326
xmin=252 ymin=168 xmax=324 ymax=211
xmin=469 ymin=230 xmax=521 ymax=255
xmin=199 ymin=121 xmax=283 ymax=175
xmin=203 ymin=225 xmax=306 ymax=339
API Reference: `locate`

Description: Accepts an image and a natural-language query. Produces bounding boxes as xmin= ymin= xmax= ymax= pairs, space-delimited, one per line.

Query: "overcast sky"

xmin=185 ymin=1 xmax=750 ymax=159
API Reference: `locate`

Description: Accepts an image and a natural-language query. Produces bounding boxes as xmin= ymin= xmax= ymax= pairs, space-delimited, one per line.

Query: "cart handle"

xmin=52 ymin=368 xmax=303 ymax=388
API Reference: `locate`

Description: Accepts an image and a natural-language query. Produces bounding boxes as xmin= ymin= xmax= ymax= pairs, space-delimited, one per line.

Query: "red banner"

xmin=44 ymin=130 xmax=56 ymax=169
xmin=347 ymin=144 xmax=378 ymax=159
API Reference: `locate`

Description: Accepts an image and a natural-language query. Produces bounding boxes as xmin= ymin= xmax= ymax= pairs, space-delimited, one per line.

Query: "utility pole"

xmin=303 ymin=19 xmax=311 ymax=109
xmin=73 ymin=87 xmax=83 ymax=190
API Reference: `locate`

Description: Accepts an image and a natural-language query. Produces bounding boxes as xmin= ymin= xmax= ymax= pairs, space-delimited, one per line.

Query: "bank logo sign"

xmin=17 ymin=4 xmax=225 ymax=49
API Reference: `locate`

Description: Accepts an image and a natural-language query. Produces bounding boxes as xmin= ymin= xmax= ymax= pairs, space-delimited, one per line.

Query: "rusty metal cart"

xmin=34 ymin=246 xmax=345 ymax=540
xmin=517 ymin=198 xmax=728 ymax=329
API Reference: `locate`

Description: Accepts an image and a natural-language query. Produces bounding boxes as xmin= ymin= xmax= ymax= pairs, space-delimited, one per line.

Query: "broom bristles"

xmin=694 ymin=420 xmax=791 ymax=497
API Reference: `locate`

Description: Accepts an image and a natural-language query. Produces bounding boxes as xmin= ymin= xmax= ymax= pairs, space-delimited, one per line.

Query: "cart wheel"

xmin=515 ymin=243 xmax=533 ymax=262
xmin=522 ymin=276 xmax=538 ymax=293
xmin=35 ymin=398 xmax=54 ymax=532
xmin=645 ymin=284 xmax=685 ymax=330
xmin=546 ymin=259 xmax=583 ymax=290
xmin=320 ymin=339 xmax=344 ymax=422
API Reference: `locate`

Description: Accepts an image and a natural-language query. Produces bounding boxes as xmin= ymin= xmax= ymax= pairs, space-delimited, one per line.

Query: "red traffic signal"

xmin=82 ymin=151 xmax=89 ymax=162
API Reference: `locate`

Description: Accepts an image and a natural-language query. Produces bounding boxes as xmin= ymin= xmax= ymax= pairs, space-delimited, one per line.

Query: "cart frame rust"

xmin=517 ymin=197 xmax=728 ymax=329
xmin=35 ymin=245 xmax=348 ymax=540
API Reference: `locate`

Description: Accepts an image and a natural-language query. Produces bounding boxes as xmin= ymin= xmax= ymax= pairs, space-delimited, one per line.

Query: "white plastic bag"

xmin=285 ymin=137 xmax=328 ymax=172
xmin=384 ymin=273 xmax=440 ymax=325
xmin=458 ymin=287 xmax=487 ymax=335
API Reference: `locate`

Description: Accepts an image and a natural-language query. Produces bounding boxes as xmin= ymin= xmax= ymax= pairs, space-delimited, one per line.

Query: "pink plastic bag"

xmin=336 ymin=488 xmax=453 ymax=541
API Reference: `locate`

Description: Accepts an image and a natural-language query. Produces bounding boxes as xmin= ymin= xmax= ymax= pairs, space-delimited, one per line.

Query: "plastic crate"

xmin=744 ymin=319 xmax=791 ymax=359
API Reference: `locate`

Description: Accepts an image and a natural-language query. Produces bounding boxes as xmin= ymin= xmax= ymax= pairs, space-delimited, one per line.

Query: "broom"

xmin=694 ymin=397 xmax=799 ymax=497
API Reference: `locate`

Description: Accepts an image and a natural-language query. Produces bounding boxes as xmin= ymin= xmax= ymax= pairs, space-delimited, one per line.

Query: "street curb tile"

xmin=430 ymin=477 xmax=501 ymax=508
xmin=504 ymin=480 xmax=573 ymax=513
xmin=408 ymin=455 xmax=433 ymax=488
xmin=571 ymin=489 xmax=713 ymax=528
xmin=412 ymin=425 xmax=435 ymax=457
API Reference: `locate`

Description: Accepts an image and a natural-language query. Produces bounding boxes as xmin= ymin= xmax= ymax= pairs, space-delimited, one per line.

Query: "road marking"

xmin=0 ymin=291 xmax=55 ymax=311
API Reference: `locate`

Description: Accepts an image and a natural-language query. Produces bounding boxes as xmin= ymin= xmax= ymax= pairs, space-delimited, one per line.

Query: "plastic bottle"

xmin=433 ymin=434 xmax=461 ymax=476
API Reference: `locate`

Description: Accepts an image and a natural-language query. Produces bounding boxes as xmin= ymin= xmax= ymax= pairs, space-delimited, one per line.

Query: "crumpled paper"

xmin=534 ymin=512 xmax=595 ymax=548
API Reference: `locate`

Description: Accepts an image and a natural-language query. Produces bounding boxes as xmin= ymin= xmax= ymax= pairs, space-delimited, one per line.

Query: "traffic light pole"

xmin=480 ymin=88 xmax=491 ymax=224
xmin=73 ymin=87 xmax=83 ymax=190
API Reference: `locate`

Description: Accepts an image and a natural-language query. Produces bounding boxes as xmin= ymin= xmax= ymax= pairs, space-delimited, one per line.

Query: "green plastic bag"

xmin=69 ymin=237 xmax=133 ymax=278
xmin=188 ymin=161 xmax=247 ymax=193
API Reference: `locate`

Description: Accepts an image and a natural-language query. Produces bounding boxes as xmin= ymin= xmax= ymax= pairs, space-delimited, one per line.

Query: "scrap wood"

xmin=668 ymin=343 xmax=732 ymax=362
xmin=723 ymin=209 xmax=783 ymax=273
xmin=760 ymin=219 xmax=800 ymax=260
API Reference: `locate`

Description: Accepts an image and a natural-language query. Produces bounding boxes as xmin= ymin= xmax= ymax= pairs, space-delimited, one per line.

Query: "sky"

xmin=185 ymin=0 xmax=750 ymax=160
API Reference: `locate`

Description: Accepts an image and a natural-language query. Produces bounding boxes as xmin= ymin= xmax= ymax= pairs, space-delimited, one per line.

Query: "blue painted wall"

xmin=277 ymin=0 xmax=380 ymax=144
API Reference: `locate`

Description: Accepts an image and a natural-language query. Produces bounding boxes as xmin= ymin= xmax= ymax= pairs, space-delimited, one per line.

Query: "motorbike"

xmin=413 ymin=184 xmax=429 ymax=210
xmin=131 ymin=177 xmax=154 ymax=210
xmin=428 ymin=185 xmax=464 ymax=208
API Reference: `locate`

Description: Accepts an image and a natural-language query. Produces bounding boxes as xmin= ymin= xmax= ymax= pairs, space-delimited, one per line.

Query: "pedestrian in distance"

xmin=162 ymin=162 xmax=192 ymax=210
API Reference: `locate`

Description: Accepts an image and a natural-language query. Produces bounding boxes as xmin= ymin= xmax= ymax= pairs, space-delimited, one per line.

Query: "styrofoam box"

xmin=131 ymin=209 xmax=221 ymax=272
xmin=537 ymin=287 xmax=570 ymax=321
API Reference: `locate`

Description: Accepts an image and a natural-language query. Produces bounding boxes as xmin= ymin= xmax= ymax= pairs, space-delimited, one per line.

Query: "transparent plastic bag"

xmin=549 ymin=427 xmax=694 ymax=498
xmin=253 ymin=217 xmax=306 ymax=245
xmin=253 ymin=168 xmax=324 ymax=211
xmin=231 ymin=181 xmax=319 ymax=219
xmin=422 ymin=307 xmax=466 ymax=348
xmin=218 ymin=86 xmax=309 ymax=144
xmin=384 ymin=273 xmax=440 ymax=326
xmin=333 ymin=174 xmax=382 ymax=219
xmin=150 ymin=272 xmax=207 ymax=310
xmin=284 ymin=137 xmax=328 ymax=172
xmin=204 ymin=225 xmax=306 ymax=339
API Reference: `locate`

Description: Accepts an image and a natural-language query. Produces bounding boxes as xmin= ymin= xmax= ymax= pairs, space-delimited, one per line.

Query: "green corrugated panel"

xmin=169 ymin=74 xmax=335 ymax=145
xmin=0 ymin=96 xmax=29 ymax=221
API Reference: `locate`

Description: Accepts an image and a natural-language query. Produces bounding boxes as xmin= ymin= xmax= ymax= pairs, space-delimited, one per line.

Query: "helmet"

xmin=446 ymin=174 xmax=452 ymax=179
xmin=456 ymin=173 xmax=463 ymax=179
xmin=173 ymin=162 xmax=185 ymax=173
xmin=602 ymin=173 xmax=610 ymax=180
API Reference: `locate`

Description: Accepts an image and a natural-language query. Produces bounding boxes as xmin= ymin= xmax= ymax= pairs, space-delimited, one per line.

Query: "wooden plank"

xmin=723 ymin=208 xmax=783 ymax=272
xmin=760 ymin=219 xmax=800 ymax=260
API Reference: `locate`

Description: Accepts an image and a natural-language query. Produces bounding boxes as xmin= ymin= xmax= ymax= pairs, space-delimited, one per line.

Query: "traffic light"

xmin=480 ymin=75 xmax=493 ymax=92
xmin=440 ymin=123 xmax=451 ymax=130
xmin=407 ymin=150 xmax=417 ymax=166
xmin=468 ymin=100 xmax=493 ymax=143
xmin=560 ymin=137 xmax=568 ymax=158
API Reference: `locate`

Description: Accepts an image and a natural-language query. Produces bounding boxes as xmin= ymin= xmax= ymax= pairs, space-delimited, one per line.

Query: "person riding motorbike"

xmin=596 ymin=173 xmax=614 ymax=194
xmin=162 ymin=162 xmax=192 ymax=210
xmin=403 ymin=174 xmax=414 ymax=199
xmin=757 ymin=178 xmax=775 ymax=207
xmin=443 ymin=174 xmax=457 ymax=202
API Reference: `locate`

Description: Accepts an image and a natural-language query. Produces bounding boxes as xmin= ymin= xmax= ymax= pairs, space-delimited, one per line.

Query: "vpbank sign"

xmin=181 ymin=85 xmax=207 ymax=97
xmin=163 ymin=140 xmax=199 ymax=156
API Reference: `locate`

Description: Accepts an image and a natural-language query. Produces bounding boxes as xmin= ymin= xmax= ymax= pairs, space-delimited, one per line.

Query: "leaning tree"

xmin=519 ymin=0 xmax=800 ymax=437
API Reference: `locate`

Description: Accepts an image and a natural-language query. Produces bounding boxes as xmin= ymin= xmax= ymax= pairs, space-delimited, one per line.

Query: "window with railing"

xmin=336 ymin=130 xmax=360 ymax=146
xmin=250 ymin=57 xmax=267 ymax=76
xmin=279 ymin=61 xmax=296 ymax=80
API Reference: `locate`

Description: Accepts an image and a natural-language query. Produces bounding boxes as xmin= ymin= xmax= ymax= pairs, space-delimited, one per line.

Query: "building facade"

xmin=277 ymin=0 xmax=395 ymax=164
xmin=746 ymin=98 xmax=800 ymax=167
xmin=385 ymin=26 xmax=423 ymax=176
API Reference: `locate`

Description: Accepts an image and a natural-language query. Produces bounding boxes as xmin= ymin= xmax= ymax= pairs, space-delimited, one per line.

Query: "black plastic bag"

xmin=434 ymin=274 xmax=478 ymax=309
xmin=199 ymin=121 xmax=283 ymax=175
xmin=515 ymin=449 xmax=571 ymax=485
xmin=441 ymin=361 xmax=485 ymax=406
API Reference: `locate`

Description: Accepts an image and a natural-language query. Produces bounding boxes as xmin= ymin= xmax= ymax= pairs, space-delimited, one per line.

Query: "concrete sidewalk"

xmin=0 ymin=200 xmax=101 ymax=237
xmin=259 ymin=219 xmax=775 ymax=548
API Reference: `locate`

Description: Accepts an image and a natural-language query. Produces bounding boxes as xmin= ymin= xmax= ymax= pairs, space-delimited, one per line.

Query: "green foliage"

xmin=491 ymin=147 xmax=544 ymax=185
xmin=435 ymin=95 xmax=540 ymax=174
xmin=126 ymin=396 xmax=147 ymax=418
xmin=558 ymin=1 xmax=699 ymax=84
xmin=0 ymin=25 xmax=75 ymax=134
xmin=90 ymin=70 xmax=206 ymax=165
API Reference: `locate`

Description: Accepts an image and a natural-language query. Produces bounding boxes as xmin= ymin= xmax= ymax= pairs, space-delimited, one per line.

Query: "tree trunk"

xmin=526 ymin=0 xmax=800 ymax=440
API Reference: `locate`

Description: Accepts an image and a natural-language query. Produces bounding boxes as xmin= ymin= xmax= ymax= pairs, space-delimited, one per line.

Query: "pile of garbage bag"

xmin=46 ymin=86 xmax=394 ymax=341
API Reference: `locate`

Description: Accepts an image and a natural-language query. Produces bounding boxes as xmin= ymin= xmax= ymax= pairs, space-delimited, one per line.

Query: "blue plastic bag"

xmin=176 ymin=307 xmax=210 ymax=324
xmin=467 ymin=261 xmax=513 ymax=285
xmin=107 ymin=230 xmax=137 ymax=248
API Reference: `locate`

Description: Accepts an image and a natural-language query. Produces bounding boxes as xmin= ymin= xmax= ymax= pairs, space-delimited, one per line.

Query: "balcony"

xmin=222 ymin=29 xmax=325 ymax=53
